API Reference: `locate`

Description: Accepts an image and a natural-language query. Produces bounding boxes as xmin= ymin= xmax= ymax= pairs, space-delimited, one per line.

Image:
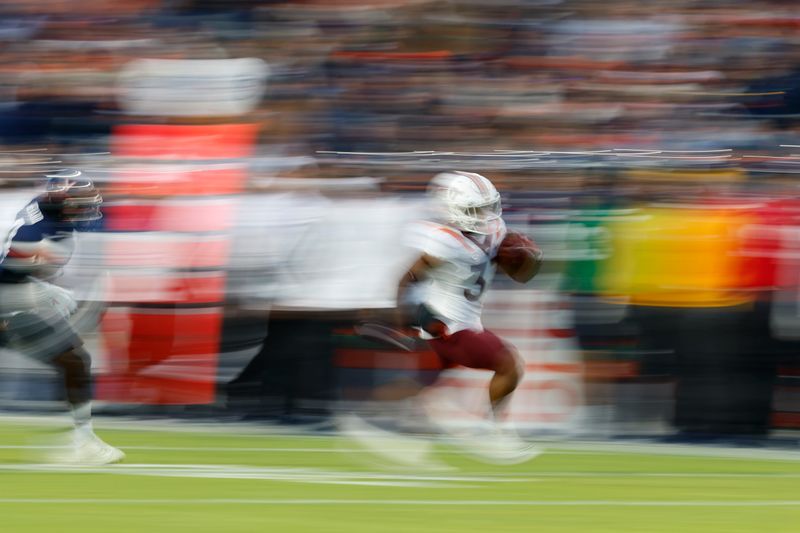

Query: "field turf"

xmin=0 ymin=418 xmax=799 ymax=532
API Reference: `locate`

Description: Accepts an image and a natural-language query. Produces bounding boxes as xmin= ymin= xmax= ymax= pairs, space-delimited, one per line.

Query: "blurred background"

xmin=0 ymin=0 xmax=800 ymax=442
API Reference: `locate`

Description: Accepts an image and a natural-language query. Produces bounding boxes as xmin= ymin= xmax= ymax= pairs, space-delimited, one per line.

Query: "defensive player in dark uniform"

xmin=0 ymin=169 xmax=124 ymax=464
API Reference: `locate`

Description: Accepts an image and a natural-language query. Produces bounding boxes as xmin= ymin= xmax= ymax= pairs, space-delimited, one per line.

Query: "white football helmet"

xmin=428 ymin=171 xmax=502 ymax=234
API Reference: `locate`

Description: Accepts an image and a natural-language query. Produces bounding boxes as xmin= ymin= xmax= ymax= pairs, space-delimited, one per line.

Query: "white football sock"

xmin=71 ymin=402 xmax=95 ymax=444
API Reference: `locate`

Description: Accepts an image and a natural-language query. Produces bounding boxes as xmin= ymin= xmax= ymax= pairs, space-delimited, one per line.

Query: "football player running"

xmin=0 ymin=170 xmax=124 ymax=465
xmin=352 ymin=171 xmax=543 ymax=465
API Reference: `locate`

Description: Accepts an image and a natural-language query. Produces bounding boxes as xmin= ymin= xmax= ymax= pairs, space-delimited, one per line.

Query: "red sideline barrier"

xmin=105 ymin=167 xmax=248 ymax=197
xmin=103 ymin=200 xmax=236 ymax=232
xmin=97 ymin=122 xmax=256 ymax=405
xmin=104 ymin=235 xmax=230 ymax=269
xmin=111 ymin=123 xmax=259 ymax=159
xmin=107 ymin=271 xmax=226 ymax=304
xmin=97 ymin=308 xmax=221 ymax=405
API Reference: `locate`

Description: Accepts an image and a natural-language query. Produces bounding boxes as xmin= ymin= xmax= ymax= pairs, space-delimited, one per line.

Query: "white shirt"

xmin=405 ymin=218 xmax=507 ymax=334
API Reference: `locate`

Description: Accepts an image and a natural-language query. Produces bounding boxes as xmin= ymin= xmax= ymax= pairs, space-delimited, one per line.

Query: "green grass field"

xmin=0 ymin=418 xmax=799 ymax=533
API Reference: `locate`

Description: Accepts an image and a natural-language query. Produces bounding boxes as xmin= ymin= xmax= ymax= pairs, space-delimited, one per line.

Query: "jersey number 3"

xmin=464 ymin=261 xmax=490 ymax=302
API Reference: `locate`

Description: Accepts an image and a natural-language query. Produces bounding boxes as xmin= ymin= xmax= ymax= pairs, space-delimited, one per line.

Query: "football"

xmin=495 ymin=231 xmax=542 ymax=280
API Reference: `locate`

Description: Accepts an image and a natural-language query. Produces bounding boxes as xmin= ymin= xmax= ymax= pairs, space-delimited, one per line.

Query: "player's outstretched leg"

xmin=50 ymin=347 xmax=124 ymax=465
xmin=476 ymin=347 xmax=542 ymax=463
xmin=488 ymin=348 xmax=525 ymax=418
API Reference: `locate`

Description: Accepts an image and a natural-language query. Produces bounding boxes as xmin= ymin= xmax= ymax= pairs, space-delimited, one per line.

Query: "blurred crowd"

xmin=0 ymin=0 xmax=797 ymax=162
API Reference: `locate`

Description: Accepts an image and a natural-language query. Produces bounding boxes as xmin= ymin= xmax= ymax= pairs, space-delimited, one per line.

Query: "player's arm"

xmin=395 ymin=252 xmax=442 ymax=326
xmin=6 ymin=230 xmax=74 ymax=278
xmin=9 ymin=236 xmax=71 ymax=266
xmin=495 ymin=232 xmax=543 ymax=283
xmin=399 ymin=252 xmax=441 ymax=286
xmin=3 ymin=217 xmax=65 ymax=267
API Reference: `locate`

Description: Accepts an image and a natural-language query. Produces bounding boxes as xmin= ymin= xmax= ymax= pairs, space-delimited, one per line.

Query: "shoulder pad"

xmin=406 ymin=221 xmax=477 ymax=261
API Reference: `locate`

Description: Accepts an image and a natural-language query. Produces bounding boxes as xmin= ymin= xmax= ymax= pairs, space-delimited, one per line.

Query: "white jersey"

xmin=405 ymin=219 xmax=507 ymax=334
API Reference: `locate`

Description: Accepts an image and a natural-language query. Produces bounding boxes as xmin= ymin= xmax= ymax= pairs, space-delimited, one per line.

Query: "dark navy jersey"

xmin=0 ymin=198 xmax=76 ymax=283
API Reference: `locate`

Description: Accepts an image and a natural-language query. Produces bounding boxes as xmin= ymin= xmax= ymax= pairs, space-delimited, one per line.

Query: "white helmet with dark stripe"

xmin=428 ymin=171 xmax=501 ymax=234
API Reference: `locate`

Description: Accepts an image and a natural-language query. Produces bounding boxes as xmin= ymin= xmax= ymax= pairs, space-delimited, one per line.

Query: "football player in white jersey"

xmin=350 ymin=171 xmax=542 ymax=464
xmin=399 ymin=172 xmax=541 ymax=426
